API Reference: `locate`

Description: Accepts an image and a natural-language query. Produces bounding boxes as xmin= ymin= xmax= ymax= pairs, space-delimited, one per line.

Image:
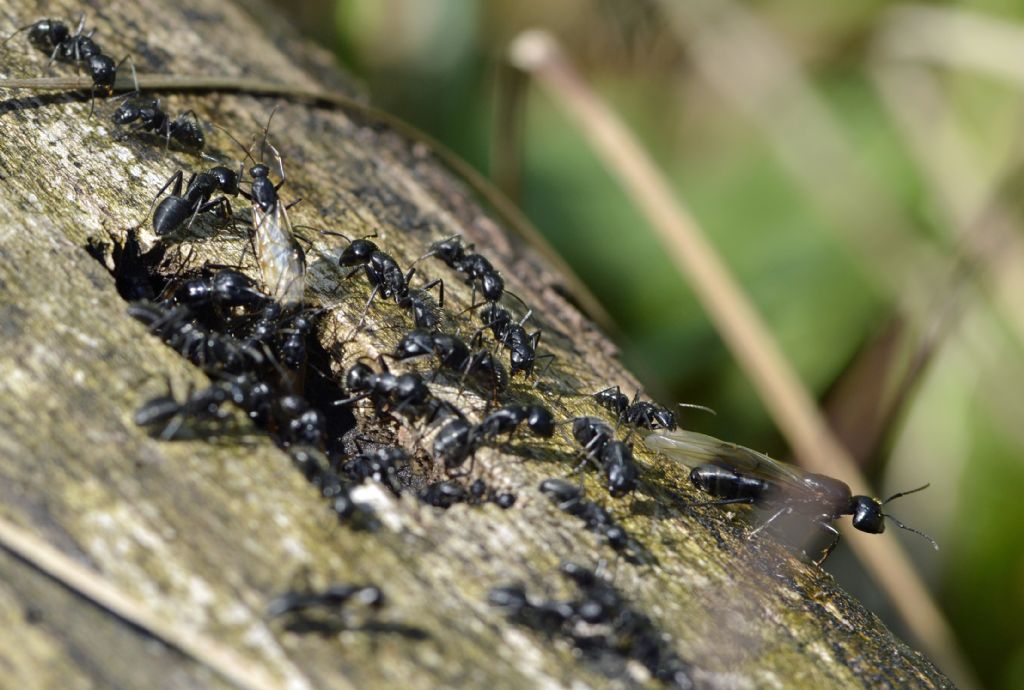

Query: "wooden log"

xmin=0 ymin=0 xmax=953 ymax=687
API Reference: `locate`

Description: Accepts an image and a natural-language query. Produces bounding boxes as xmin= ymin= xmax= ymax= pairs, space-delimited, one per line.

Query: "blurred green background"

xmin=285 ymin=0 xmax=1024 ymax=687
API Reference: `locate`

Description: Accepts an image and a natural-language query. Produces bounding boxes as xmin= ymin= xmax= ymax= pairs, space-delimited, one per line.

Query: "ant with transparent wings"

xmin=216 ymin=113 xmax=306 ymax=310
xmin=644 ymin=429 xmax=938 ymax=564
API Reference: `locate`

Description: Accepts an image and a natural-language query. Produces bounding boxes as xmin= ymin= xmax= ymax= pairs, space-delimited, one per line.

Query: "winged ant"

xmin=644 ymin=428 xmax=938 ymax=564
xmin=216 ymin=113 xmax=306 ymax=310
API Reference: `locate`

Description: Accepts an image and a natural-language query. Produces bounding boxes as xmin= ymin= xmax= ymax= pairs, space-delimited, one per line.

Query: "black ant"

xmin=593 ymin=386 xmax=714 ymax=431
xmin=267 ymin=584 xmax=384 ymax=634
xmin=167 ymin=268 xmax=270 ymax=313
xmin=418 ymin=478 xmax=516 ymax=509
xmin=570 ymin=417 xmax=638 ymax=497
xmin=432 ymin=404 xmax=553 ymax=473
xmin=490 ymin=563 xmax=693 ymax=688
xmin=270 ymin=394 xmax=325 ymax=448
xmin=129 ymin=301 xmax=264 ymax=375
xmin=392 ymin=329 xmax=508 ymax=398
xmin=539 ymin=479 xmax=643 ymax=559
xmin=133 ymin=379 xmax=233 ymax=440
xmin=149 ymin=166 xmax=240 ymax=237
xmin=327 ymin=232 xmax=444 ymax=332
xmin=219 ymin=116 xmax=306 ymax=309
xmin=275 ymin=309 xmax=319 ymax=371
xmin=3 ymin=15 xmax=128 ymax=114
xmin=432 ymin=418 xmax=477 ymax=472
xmin=332 ymin=358 xmax=437 ymax=423
xmin=287 ymin=446 xmax=362 ymax=522
xmin=474 ymin=304 xmax=553 ymax=379
xmin=476 ymin=404 xmax=555 ymax=442
xmin=594 ymin=386 xmax=676 ymax=430
xmin=342 ymin=446 xmax=408 ymax=495
xmin=113 ymin=95 xmax=205 ymax=152
xmin=420 ymin=236 xmax=510 ymax=305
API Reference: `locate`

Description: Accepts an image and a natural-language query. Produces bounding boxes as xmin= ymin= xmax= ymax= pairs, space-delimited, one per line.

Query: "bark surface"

xmin=0 ymin=0 xmax=952 ymax=688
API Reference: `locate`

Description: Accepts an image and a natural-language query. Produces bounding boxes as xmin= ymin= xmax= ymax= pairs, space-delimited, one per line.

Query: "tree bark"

xmin=0 ymin=0 xmax=952 ymax=688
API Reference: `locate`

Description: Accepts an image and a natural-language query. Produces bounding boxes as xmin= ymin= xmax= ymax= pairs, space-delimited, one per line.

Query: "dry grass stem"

xmin=508 ymin=28 xmax=977 ymax=690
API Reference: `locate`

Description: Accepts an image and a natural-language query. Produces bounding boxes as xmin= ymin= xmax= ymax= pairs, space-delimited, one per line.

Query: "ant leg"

xmin=158 ymin=170 xmax=187 ymax=200
xmin=421 ymin=278 xmax=444 ymax=307
xmin=347 ymin=284 xmax=381 ymax=339
xmin=748 ymin=506 xmax=790 ymax=538
xmin=135 ymin=170 xmax=186 ymax=231
xmin=814 ymin=523 xmax=841 ymax=566
xmin=687 ymin=497 xmax=755 ymax=509
xmin=531 ymin=354 xmax=557 ymax=383
xmin=111 ymin=60 xmax=141 ymax=103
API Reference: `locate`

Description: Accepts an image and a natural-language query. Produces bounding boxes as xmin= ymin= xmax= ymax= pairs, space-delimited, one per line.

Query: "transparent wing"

xmin=644 ymin=429 xmax=807 ymax=488
xmin=253 ymin=204 xmax=306 ymax=309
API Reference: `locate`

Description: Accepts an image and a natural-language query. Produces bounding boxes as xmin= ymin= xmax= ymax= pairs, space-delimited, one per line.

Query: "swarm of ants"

xmin=11 ymin=11 xmax=941 ymax=687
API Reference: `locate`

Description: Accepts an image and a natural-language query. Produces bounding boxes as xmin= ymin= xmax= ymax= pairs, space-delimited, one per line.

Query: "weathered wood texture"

xmin=0 ymin=0 xmax=952 ymax=688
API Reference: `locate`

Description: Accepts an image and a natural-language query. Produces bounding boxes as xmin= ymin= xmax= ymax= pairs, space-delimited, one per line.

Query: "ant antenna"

xmin=881 ymin=483 xmax=930 ymax=505
xmin=211 ymin=123 xmax=258 ymax=167
xmin=883 ymin=514 xmax=939 ymax=550
xmin=293 ymin=224 xmax=379 ymax=247
xmin=503 ymin=288 xmax=530 ymax=313
xmin=259 ymin=106 xmax=279 ymax=164
xmin=0 ymin=23 xmax=33 ymax=47
xmin=678 ymin=402 xmax=717 ymax=416
xmin=111 ymin=60 xmax=141 ymax=102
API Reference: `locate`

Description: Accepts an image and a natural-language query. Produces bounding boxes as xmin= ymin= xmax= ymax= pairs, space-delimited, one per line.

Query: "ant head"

xmin=852 ymin=484 xmax=939 ymax=549
xmin=481 ymin=272 xmax=505 ymax=302
xmin=649 ymin=407 xmax=677 ymax=430
xmin=345 ymin=362 xmax=375 ymax=392
xmin=525 ymin=405 xmax=555 ymax=437
xmin=209 ymin=166 xmax=239 ymax=195
xmin=850 ymin=496 xmax=885 ymax=534
xmin=112 ymin=101 xmax=139 ymax=124
xmin=87 ymin=54 xmax=117 ymax=92
xmin=250 ymin=163 xmax=270 ymax=180
xmin=34 ymin=19 xmax=70 ymax=46
xmin=338 ymin=238 xmax=379 ymax=266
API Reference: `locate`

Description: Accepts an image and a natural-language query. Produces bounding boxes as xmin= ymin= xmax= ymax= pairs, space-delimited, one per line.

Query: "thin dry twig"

xmin=507 ymin=29 xmax=978 ymax=690
xmin=871 ymin=6 xmax=1024 ymax=353
xmin=650 ymin=0 xmax=944 ymax=310
xmin=0 ymin=515 xmax=294 ymax=690
xmin=877 ymin=4 xmax=1024 ymax=85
